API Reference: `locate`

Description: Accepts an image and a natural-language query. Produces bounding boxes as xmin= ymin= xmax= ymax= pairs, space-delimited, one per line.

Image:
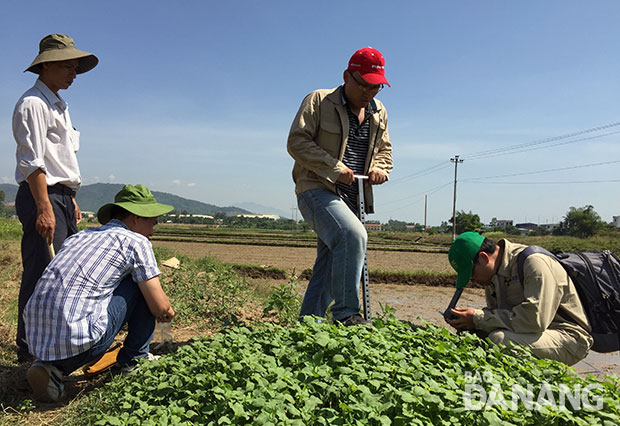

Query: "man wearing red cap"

xmin=287 ymin=47 xmax=393 ymax=326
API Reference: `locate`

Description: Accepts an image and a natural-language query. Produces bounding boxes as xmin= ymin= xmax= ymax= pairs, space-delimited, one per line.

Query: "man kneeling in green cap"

xmin=23 ymin=184 xmax=175 ymax=401
xmin=446 ymin=232 xmax=592 ymax=365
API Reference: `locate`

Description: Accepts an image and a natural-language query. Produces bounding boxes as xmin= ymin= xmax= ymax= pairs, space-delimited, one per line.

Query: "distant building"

xmin=237 ymin=214 xmax=280 ymax=220
xmin=484 ymin=218 xmax=513 ymax=230
xmin=365 ymin=223 xmax=382 ymax=232
xmin=539 ymin=223 xmax=559 ymax=233
xmin=515 ymin=223 xmax=538 ymax=230
xmin=177 ymin=214 xmax=214 ymax=219
xmin=495 ymin=219 xmax=513 ymax=229
xmin=81 ymin=211 xmax=96 ymax=219
xmin=613 ymin=216 xmax=620 ymax=229
xmin=514 ymin=222 xmax=538 ymax=235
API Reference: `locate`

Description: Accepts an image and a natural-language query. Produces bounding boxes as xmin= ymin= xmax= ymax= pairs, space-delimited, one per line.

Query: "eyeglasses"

xmin=348 ymin=70 xmax=384 ymax=93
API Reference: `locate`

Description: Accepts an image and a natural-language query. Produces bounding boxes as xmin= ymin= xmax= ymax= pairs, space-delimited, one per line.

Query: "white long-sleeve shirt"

xmin=13 ymin=79 xmax=82 ymax=190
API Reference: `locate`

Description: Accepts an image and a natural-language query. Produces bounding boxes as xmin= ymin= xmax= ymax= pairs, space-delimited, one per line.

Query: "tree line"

xmin=450 ymin=205 xmax=616 ymax=238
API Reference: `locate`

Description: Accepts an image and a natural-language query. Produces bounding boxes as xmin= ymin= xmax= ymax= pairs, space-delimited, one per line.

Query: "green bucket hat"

xmin=97 ymin=184 xmax=174 ymax=225
xmin=25 ymin=34 xmax=99 ymax=75
xmin=448 ymin=232 xmax=485 ymax=289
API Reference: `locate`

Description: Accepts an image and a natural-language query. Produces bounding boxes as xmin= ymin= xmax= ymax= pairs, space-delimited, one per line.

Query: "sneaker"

xmin=113 ymin=353 xmax=160 ymax=376
xmin=27 ymin=360 xmax=65 ymax=402
xmin=335 ymin=314 xmax=371 ymax=327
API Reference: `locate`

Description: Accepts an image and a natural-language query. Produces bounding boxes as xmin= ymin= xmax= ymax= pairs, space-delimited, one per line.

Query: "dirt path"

xmin=154 ymin=241 xmax=453 ymax=273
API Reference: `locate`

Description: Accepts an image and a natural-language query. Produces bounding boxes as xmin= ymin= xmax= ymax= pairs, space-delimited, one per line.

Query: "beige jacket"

xmin=473 ymin=239 xmax=593 ymax=349
xmin=287 ymin=86 xmax=393 ymax=213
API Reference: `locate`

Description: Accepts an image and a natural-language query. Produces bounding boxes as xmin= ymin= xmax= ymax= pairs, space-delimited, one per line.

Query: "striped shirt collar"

xmin=340 ymin=86 xmax=377 ymax=114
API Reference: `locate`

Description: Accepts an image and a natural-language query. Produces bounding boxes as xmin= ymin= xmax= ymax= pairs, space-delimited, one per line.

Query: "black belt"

xmin=49 ymin=183 xmax=77 ymax=197
xmin=20 ymin=181 xmax=77 ymax=197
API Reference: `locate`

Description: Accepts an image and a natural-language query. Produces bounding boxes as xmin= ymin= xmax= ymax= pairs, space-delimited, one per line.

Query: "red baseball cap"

xmin=347 ymin=47 xmax=390 ymax=87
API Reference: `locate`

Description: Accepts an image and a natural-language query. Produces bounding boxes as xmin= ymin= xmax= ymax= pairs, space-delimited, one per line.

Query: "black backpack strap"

xmin=516 ymin=246 xmax=556 ymax=284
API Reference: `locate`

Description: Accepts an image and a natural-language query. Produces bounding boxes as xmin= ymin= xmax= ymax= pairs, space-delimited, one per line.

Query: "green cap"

xmin=448 ymin=232 xmax=485 ymax=289
xmin=97 ymin=184 xmax=174 ymax=225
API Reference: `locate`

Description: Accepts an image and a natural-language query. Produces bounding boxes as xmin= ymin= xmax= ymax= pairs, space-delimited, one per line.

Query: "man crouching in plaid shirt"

xmin=23 ymin=184 xmax=175 ymax=401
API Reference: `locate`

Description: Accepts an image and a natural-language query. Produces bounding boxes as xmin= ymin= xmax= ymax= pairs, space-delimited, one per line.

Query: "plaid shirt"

xmin=24 ymin=219 xmax=161 ymax=361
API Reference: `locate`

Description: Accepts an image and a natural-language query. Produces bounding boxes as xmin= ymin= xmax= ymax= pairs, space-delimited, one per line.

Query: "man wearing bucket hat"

xmin=445 ymin=232 xmax=592 ymax=365
xmin=23 ymin=184 xmax=175 ymax=401
xmin=13 ymin=34 xmax=98 ymax=362
xmin=287 ymin=47 xmax=393 ymax=326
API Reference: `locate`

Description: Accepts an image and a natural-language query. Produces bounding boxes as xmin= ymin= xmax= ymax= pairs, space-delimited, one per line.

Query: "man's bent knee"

xmin=487 ymin=329 xmax=507 ymax=345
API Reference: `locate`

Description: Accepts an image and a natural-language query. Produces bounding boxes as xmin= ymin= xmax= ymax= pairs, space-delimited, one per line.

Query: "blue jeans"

xmin=47 ymin=276 xmax=155 ymax=375
xmin=297 ymin=188 xmax=367 ymax=321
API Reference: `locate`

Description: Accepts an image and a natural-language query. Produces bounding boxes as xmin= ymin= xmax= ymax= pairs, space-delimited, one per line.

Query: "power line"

xmin=463 ymin=159 xmax=620 ymax=182
xmin=382 ymin=122 xmax=620 ymax=223
xmin=381 ymin=181 xmax=452 ymax=207
xmin=389 ymin=160 xmax=451 ymax=184
xmin=462 ymin=122 xmax=620 ymax=161
xmin=467 ymin=179 xmax=620 ymax=185
xmin=465 ymin=130 xmax=620 ymax=161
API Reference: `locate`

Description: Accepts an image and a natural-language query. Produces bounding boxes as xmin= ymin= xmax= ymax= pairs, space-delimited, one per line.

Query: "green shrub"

xmin=262 ymin=272 xmax=302 ymax=325
xmin=153 ymin=248 xmax=251 ymax=328
xmin=0 ymin=217 xmax=22 ymax=240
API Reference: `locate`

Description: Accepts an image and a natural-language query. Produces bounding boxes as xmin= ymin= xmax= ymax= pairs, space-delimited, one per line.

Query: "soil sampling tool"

xmin=441 ymin=287 xmax=464 ymax=323
xmin=354 ymin=174 xmax=371 ymax=321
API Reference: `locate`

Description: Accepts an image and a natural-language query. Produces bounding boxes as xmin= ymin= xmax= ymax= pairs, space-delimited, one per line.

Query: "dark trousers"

xmin=15 ymin=183 xmax=77 ymax=357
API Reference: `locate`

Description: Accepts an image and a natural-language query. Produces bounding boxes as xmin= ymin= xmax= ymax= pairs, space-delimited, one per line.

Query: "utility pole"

xmin=424 ymin=194 xmax=427 ymax=231
xmin=451 ymin=155 xmax=463 ymax=241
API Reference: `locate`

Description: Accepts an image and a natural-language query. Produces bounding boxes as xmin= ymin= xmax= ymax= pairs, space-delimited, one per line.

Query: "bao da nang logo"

xmin=462 ymin=371 xmax=604 ymax=411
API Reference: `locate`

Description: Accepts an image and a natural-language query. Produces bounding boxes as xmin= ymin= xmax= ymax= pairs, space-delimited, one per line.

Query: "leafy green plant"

xmin=263 ymin=271 xmax=302 ymax=326
xmin=375 ymin=302 xmax=397 ymax=323
xmin=0 ymin=217 xmax=22 ymax=240
xmin=154 ymin=248 xmax=251 ymax=328
xmin=17 ymin=399 xmax=35 ymax=413
xmin=72 ymin=318 xmax=620 ymax=425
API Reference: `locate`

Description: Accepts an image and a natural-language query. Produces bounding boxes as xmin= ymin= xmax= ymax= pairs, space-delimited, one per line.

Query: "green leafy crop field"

xmin=72 ymin=318 xmax=619 ymax=425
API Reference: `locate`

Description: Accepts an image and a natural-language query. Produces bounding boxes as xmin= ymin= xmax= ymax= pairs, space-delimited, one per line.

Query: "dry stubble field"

xmin=153 ymin=240 xmax=455 ymax=274
xmin=153 ymin=240 xmax=483 ymax=327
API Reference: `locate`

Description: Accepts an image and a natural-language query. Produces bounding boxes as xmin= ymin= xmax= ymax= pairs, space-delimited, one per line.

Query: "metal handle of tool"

xmin=48 ymin=242 xmax=55 ymax=259
xmin=354 ymin=175 xmax=371 ymax=321
xmin=442 ymin=287 xmax=464 ymax=323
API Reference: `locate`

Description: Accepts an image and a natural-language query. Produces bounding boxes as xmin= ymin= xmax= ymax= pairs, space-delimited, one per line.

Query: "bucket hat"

xmin=97 ymin=184 xmax=174 ymax=225
xmin=347 ymin=47 xmax=390 ymax=87
xmin=25 ymin=34 xmax=98 ymax=75
xmin=448 ymin=232 xmax=485 ymax=289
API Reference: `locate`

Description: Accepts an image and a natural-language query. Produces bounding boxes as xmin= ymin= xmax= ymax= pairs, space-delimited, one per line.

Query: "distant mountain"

xmin=0 ymin=184 xmax=17 ymax=204
xmin=0 ymin=183 xmax=251 ymax=216
xmin=233 ymin=202 xmax=290 ymax=219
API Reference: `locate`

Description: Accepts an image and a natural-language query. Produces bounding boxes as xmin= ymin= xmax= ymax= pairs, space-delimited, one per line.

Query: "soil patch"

xmin=153 ymin=241 xmax=453 ymax=274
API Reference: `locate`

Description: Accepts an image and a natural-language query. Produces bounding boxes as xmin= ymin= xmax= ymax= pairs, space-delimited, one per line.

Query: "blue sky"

xmin=1 ymin=1 xmax=619 ymax=225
